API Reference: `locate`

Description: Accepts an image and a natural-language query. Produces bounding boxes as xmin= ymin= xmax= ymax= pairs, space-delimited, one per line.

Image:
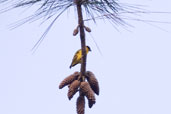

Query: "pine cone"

xmin=86 ymin=71 xmax=99 ymax=95
xmin=59 ymin=72 xmax=80 ymax=89
xmin=73 ymin=28 xmax=79 ymax=36
xmin=68 ymin=80 xmax=81 ymax=100
xmin=76 ymin=95 xmax=85 ymax=114
xmin=80 ymin=82 xmax=96 ymax=108
xmin=84 ymin=26 xmax=91 ymax=32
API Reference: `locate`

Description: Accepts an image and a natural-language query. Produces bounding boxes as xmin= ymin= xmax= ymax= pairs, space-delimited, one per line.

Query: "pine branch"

xmin=76 ymin=0 xmax=87 ymax=80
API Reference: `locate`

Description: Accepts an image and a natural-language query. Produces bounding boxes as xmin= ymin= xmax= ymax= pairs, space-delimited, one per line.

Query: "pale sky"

xmin=0 ymin=0 xmax=171 ymax=114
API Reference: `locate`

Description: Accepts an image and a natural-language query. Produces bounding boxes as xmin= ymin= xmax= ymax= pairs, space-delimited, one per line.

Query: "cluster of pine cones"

xmin=73 ymin=25 xmax=91 ymax=36
xmin=59 ymin=71 xmax=99 ymax=114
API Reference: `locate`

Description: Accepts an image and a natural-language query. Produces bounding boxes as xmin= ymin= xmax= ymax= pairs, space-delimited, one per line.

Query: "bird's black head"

xmin=86 ymin=46 xmax=91 ymax=51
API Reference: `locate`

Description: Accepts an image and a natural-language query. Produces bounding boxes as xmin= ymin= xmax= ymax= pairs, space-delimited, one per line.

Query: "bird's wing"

xmin=73 ymin=50 xmax=81 ymax=62
xmin=70 ymin=50 xmax=81 ymax=66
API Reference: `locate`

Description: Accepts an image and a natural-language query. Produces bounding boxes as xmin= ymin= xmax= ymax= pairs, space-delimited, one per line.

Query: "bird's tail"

xmin=70 ymin=63 xmax=77 ymax=69
xmin=69 ymin=65 xmax=72 ymax=69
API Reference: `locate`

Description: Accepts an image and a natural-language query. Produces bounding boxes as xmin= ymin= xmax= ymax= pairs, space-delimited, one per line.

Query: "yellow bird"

xmin=70 ymin=46 xmax=91 ymax=68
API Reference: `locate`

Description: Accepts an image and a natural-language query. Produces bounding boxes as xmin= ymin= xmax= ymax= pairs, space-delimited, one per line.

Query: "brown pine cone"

xmin=86 ymin=71 xmax=99 ymax=95
xmin=80 ymin=82 xmax=96 ymax=108
xmin=68 ymin=80 xmax=81 ymax=100
xmin=84 ymin=26 xmax=91 ymax=32
xmin=76 ymin=95 xmax=85 ymax=114
xmin=73 ymin=28 xmax=79 ymax=36
xmin=59 ymin=72 xmax=80 ymax=89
